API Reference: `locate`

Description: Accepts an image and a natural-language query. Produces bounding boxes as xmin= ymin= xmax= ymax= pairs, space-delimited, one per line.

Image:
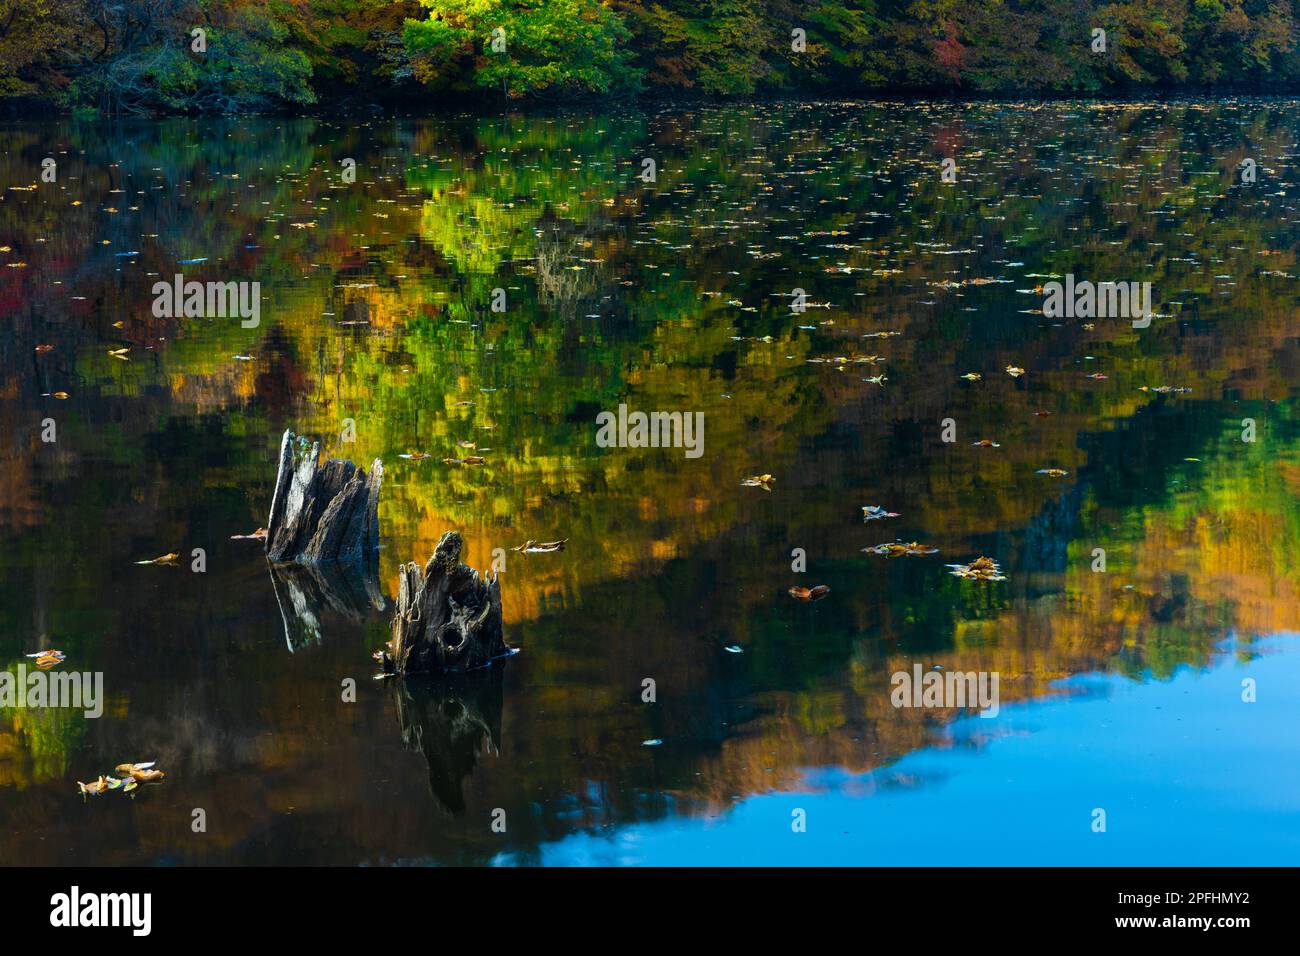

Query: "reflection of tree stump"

xmin=393 ymin=668 xmax=504 ymax=815
xmin=268 ymin=561 xmax=385 ymax=653
xmin=383 ymin=531 xmax=509 ymax=674
xmin=266 ymin=429 xmax=382 ymax=566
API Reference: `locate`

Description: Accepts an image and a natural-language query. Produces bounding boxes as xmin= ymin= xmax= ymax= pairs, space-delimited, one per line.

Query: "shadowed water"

xmin=1 ymin=100 xmax=1298 ymax=865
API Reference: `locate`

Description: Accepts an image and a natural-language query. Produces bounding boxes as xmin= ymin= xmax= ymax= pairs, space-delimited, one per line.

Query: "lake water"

xmin=1 ymin=100 xmax=1298 ymax=866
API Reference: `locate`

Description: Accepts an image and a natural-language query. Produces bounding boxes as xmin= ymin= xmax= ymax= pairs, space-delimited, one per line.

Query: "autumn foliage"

xmin=0 ymin=0 xmax=1297 ymax=113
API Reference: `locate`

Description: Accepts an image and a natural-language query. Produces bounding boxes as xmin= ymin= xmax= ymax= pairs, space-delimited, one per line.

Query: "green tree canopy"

xmin=403 ymin=0 xmax=642 ymax=97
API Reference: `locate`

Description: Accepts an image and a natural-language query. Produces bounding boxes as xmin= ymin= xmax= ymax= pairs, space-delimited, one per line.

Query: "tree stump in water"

xmin=265 ymin=430 xmax=383 ymax=566
xmin=383 ymin=531 xmax=509 ymax=674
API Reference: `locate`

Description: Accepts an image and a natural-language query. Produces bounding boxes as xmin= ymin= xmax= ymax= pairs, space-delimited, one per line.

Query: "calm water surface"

xmin=1 ymin=100 xmax=1298 ymax=865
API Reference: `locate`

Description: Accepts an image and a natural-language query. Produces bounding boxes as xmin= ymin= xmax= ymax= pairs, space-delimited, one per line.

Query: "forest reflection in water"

xmin=0 ymin=99 xmax=1297 ymax=864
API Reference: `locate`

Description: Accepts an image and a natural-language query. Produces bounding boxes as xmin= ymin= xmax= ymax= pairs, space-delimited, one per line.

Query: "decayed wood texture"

xmin=266 ymin=430 xmax=382 ymax=566
xmin=383 ymin=531 xmax=508 ymax=674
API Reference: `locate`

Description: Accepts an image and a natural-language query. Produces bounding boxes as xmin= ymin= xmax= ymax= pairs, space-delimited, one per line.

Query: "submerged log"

xmin=383 ymin=531 xmax=509 ymax=674
xmin=265 ymin=430 xmax=382 ymax=566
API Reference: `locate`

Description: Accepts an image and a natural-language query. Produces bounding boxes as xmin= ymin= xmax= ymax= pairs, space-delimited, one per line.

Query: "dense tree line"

xmin=0 ymin=0 xmax=1296 ymax=113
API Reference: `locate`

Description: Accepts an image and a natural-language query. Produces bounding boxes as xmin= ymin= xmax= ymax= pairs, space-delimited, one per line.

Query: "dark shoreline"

xmin=3 ymin=85 xmax=1299 ymax=120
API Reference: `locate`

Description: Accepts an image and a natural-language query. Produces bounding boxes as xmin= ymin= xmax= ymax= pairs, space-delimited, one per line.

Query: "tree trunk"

xmin=265 ymin=429 xmax=382 ymax=566
xmin=383 ymin=531 xmax=509 ymax=674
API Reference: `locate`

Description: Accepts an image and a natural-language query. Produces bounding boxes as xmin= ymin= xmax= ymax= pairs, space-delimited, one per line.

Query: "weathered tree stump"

xmin=265 ymin=430 xmax=382 ymax=566
xmin=382 ymin=531 xmax=509 ymax=674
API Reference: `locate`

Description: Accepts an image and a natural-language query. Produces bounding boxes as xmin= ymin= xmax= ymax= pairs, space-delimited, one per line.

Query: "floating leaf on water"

xmin=788 ymin=585 xmax=830 ymax=601
xmin=741 ymin=474 xmax=774 ymax=489
xmin=972 ymin=439 xmax=1001 ymax=448
xmin=135 ymin=552 xmax=180 ymax=565
xmin=78 ymin=776 xmax=110 ymax=796
xmin=1006 ymin=366 xmax=1025 ymax=377
xmin=511 ymin=539 xmax=567 ymax=554
xmin=863 ymin=374 xmax=887 ymax=386
xmin=642 ymin=739 xmax=663 ymax=747
xmin=946 ymin=556 xmax=1007 ymax=581
xmin=26 ymin=649 xmax=65 ymax=661
xmin=123 ymin=780 xmax=138 ymax=792
xmin=1036 ymin=468 xmax=1069 ymax=478
xmin=35 ymin=344 xmax=54 ymax=353
xmin=862 ymin=506 xmax=900 ymax=521
xmin=723 ymin=645 xmax=743 ymax=654
xmin=863 ymin=541 xmax=940 ymax=557
xmin=960 ymin=373 xmax=982 ymax=381
xmin=399 ymin=451 xmax=431 ymax=460
xmin=114 ymin=762 xmax=155 ymax=774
